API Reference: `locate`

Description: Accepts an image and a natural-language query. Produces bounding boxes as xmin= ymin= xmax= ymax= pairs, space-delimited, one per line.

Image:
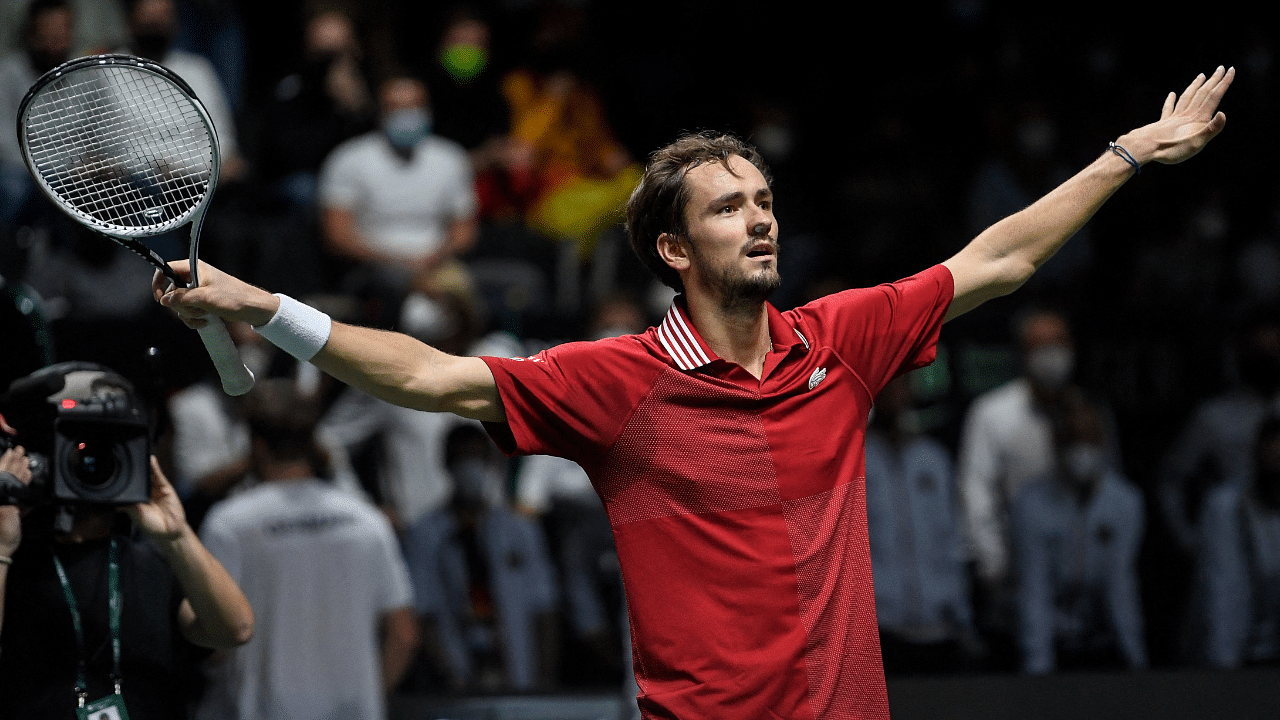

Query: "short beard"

xmin=695 ymin=255 xmax=781 ymax=312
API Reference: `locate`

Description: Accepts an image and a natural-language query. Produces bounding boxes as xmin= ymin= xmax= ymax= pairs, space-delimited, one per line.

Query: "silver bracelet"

xmin=252 ymin=293 xmax=333 ymax=362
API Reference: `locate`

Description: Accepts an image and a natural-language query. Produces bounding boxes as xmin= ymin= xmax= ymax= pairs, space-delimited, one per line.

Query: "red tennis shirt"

xmin=481 ymin=264 xmax=954 ymax=719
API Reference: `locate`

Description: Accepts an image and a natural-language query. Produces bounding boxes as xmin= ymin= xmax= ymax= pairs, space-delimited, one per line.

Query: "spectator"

xmin=171 ymin=0 xmax=245 ymax=114
xmin=317 ymin=73 xmax=479 ymax=329
xmin=1199 ymin=412 xmax=1280 ymax=669
xmin=404 ymin=423 xmax=560 ymax=693
xmin=0 ymin=0 xmax=73 ymax=224
xmin=123 ymin=0 xmax=244 ymax=181
xmin=1159 ymin=307 xmax=1280 ymax=553
xmin=866 ymin=373 xmax=978 ymax=675
xmin=253 ymin=7 xmax=374 ymax=209
xmin=423 ymin=5 xmax=511 ymax=160
xmin=956 ymin=306 xmax=1118 ymax=660
xmin=1011 ymin=391 xmax=1147 ymax=675
xmin=0 ymin=0 xmax=126 ymax=57
xmin=196 ymin=379 xmax=418 ymax=720
xmin=500 ymin=21 xmax=641 ymax=264
xmin=0 ymin=364 xmax=254 ymax=719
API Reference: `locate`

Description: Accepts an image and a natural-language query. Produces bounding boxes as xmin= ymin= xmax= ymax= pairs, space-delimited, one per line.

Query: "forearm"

xmin=322 ymin=207 xmax=389 ymax=265
xmin=380 ymin=607 xmax=420 ymax=693
xmin=442 ymin=216 xmax=479 ymax=259
xmin=312 ymin=322 xmax=504 ymax=421
xmin=945 ymin=149 xmax=1135 ymax=318
xmin=156 ymin=526 xmax=254 ymax=648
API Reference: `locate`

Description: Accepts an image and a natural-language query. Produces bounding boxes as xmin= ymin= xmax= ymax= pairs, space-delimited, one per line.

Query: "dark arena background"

xmin=3 ymin=0 xmax=1279 ymax=718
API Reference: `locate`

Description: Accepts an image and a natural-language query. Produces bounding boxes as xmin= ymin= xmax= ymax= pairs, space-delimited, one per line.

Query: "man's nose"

xmin=748 ymin=211 xmax=772 ymax=237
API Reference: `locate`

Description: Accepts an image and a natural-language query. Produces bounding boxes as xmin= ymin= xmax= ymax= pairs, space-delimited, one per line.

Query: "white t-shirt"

xmin=197 ymin=479 xmax=413 ymax=720
xmin=157 ymin=48 xmax=240 ymax=160
xmin=317 ymin=132 xmax=477 ymax=261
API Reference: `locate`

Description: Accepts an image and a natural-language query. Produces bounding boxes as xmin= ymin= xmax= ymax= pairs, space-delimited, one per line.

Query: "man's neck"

xmin=684 ymin=291 xmax=772 ymax=379
xmin=258 ymin=458 xmax=317 ymax=482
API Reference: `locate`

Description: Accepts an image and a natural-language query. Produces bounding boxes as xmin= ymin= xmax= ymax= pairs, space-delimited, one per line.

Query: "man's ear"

xmin=657 ymin=232 xmax=690 ymax=273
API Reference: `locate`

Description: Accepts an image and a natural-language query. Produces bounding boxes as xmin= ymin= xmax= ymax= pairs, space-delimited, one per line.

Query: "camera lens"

xmin=68 ymin=440 xmax=118 ymax=488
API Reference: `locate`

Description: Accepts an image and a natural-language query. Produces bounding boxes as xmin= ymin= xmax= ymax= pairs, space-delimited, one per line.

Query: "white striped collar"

xmin=658 ymin=299 xmax=809 ymax=371
xmin=658 ymin=301 xmax=713 ymax=371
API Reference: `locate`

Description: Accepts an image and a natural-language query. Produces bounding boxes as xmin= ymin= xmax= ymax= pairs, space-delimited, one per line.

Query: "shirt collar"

xmin=658 ymin=297 xmax=809 ymax=371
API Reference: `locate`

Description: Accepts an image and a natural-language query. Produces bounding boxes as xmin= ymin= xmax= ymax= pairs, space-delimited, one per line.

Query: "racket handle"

xmin=197 ymin=317 xmax=256 ymax=396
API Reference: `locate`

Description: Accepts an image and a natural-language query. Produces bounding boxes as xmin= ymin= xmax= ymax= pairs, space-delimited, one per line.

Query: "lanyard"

xmin=52 ymin=539 xmax=122 ymax=706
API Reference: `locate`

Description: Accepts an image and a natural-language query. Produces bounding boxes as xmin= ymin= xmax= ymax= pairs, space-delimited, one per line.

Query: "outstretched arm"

xmin=153 ymin=263 xmax=505 ymax=422
xmin=943 ymin=66 xmax=1234 ymax=320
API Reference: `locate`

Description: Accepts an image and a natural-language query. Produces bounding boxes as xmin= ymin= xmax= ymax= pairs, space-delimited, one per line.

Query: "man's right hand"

xmin=0 ymin=447 xmax=32 ymax=556
xmin=153 ymin=260 xmax=281 ymax=329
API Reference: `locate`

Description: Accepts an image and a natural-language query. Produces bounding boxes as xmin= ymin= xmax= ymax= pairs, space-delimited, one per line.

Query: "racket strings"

xmin=23 ymin=65 xmax=215 ymax=235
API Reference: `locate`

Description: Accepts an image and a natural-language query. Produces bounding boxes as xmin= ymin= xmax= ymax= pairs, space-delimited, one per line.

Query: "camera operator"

xmin=0 ymin=367 xmax=254 ymax=720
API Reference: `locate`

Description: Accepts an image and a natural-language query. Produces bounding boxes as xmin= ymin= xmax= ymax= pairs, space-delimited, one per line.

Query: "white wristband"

xmin=252 ymin=293 xmax=332 ymax=362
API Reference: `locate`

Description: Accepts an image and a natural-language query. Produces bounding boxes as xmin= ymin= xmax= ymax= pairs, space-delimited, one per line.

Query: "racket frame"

xmin=16 ymin=54 xmax=252 ymax=395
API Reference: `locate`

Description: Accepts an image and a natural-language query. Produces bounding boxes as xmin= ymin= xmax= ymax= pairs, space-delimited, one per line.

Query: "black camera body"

xmin=1 ymin=363 xmax=150 ymax=506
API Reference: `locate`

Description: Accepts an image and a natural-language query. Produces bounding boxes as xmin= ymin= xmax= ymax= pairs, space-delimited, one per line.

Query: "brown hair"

xmin=625 ymin=131 xmax=772 ymax=293
xmin=244 ymin=379 xmax=332 ymax=478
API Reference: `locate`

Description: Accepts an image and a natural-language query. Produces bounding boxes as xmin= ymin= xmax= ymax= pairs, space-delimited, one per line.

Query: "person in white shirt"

xmin=197 ymin=380 xmax=419 ymax=720
xmin=123 ymin=0 xmax=243 ymax=179
xmin=317 ymin=73 xmax=479 ymax=328
xmin=955 ymin=307 xmax=1119 ymax=664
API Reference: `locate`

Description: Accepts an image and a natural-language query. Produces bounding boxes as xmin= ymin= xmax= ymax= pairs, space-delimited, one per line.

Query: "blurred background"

xmin=3 ymin=0 xmax=1280 ymax=718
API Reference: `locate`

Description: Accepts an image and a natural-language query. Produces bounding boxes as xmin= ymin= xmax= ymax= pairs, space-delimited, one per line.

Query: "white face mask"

xmin=1025 ymin=345 xmax=1074 ymax=391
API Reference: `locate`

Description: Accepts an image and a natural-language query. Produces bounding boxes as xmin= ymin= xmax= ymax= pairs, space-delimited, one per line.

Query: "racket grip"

xmin=197 ymin=317 xmax=256 ymax=396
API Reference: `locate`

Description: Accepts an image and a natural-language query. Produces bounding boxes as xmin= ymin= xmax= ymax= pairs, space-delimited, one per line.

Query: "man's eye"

xmin=720 ymin=205 xmax=735 ymax=214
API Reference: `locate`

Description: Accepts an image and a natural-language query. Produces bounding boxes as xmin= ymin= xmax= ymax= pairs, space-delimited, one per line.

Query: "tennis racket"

xmin=16 ymin=54 xmax=253 ymax=396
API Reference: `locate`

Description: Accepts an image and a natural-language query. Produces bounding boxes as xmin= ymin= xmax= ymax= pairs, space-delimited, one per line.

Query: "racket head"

xmin=16 ymin=54 xmax=221 ymax=241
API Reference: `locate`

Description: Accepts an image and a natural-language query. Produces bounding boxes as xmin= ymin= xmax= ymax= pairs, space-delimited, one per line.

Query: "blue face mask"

xmin=382 ymin=108 xmax=431 ymax=150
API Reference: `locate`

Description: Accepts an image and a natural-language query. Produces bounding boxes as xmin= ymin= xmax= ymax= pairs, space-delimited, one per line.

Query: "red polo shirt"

xmin=481 ymin=264 xmax=953 ymax=719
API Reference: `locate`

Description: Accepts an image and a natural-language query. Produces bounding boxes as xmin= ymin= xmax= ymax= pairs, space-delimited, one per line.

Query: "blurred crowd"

xmin=2 ymin=0 xmax=1280 ymax=711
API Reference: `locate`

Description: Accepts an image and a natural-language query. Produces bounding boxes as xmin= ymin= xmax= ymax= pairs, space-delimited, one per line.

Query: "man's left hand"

xmin=123 ymin=457 xmax=190 ymax=541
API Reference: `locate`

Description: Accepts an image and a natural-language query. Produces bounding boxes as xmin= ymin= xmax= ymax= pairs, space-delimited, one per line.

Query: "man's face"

xmin=379 ymin=77 xmax=428 ymax=115
xmin=677 ymin=154 xmax=780 ymax=306
xmin=27 ymin=8 xmax=72 ymax=70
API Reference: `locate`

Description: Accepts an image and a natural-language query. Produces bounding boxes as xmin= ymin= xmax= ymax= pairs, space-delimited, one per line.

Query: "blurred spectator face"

xmin=25 ymin=3 xmax=73 ymax=73
xmin=129 ymin=0 xmax=178 ymax=60
xmin=439 ymin=17 xmax=490 ymax=84
xmin=1020 ymin=311 xmax=1074 ymax=393
xmin=379 ymin=78 xmax=431 ymax=151
xmin=1058 ymin=398 xmax=1107 ymax=491
xmin=306 ymin=10 xmax=358 ymax=61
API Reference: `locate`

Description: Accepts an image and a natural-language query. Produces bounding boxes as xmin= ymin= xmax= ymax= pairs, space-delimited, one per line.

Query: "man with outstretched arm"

xmin=157 ymin=66 xmax=1232 ymax=720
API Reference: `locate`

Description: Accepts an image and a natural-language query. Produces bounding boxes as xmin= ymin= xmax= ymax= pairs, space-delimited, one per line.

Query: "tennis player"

xmin=157 ymin=66 xmax=1232 ymax=719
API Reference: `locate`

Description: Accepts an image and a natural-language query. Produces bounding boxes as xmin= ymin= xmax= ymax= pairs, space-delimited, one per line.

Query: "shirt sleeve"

xmin=480 ymin=337 xmax=658 ymax=463
xmin=317 ymin=141 xmax=364 ymax=210
xmin=798 ymin=264 xmax=953 ymax=399
xmin=956 ymin=394 xmax=1009 ymax=581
